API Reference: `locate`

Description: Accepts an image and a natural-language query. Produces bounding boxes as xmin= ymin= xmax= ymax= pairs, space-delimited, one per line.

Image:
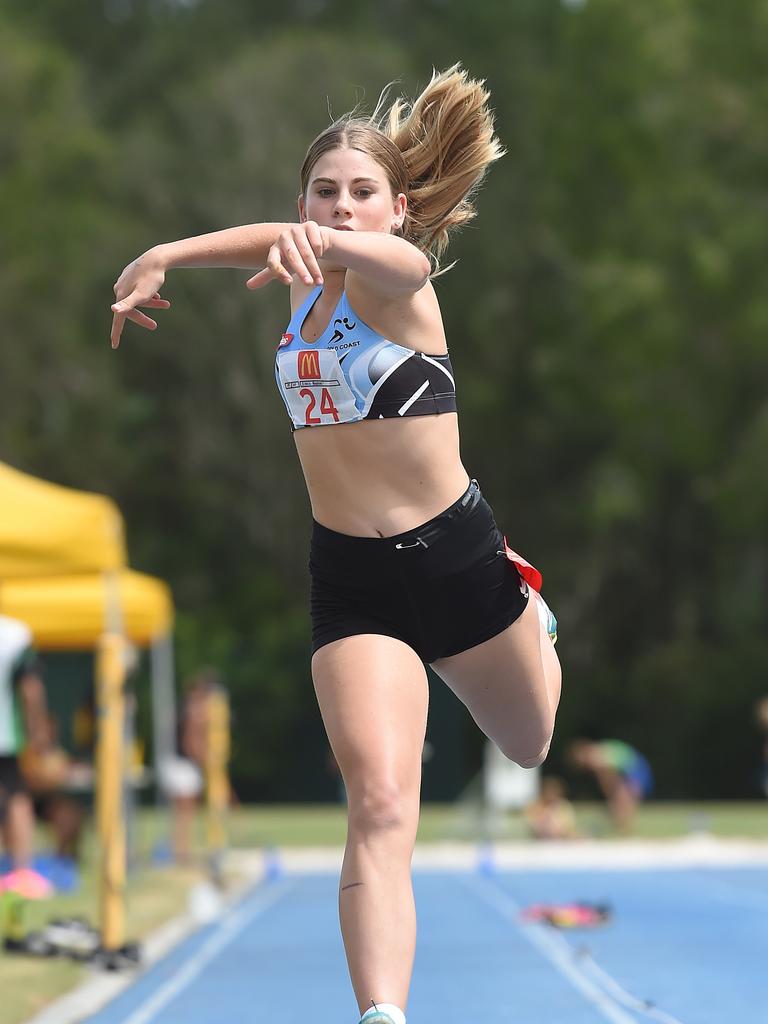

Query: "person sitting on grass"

xmin=21 ymin=709 xmax=89 ymax=863
xmin=524 ymin=775 xmax=578 ymax=840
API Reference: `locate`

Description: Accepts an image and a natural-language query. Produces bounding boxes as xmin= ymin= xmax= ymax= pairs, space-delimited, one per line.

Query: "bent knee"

xmin=499 ymin=734 xmax=552 ymax=769
xmin=516 ymin=739 xmax=552 ymax=769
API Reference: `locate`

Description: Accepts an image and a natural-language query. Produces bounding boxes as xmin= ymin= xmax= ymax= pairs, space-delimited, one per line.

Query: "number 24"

xmin=299 ymin=387 xmax=340 ymax=425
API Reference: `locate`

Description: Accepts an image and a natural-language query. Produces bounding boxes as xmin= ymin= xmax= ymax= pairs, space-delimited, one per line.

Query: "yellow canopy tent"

xmin=0 ymin=462 xmax=174 ymax=956
xmin=0 ymin=461 xmax=126 ymax=578
xmin=0 ymin=571 xmax=173 ymax=650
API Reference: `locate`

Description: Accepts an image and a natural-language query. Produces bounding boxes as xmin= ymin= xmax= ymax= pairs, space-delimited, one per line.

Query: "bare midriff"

xmin=294 ymin=412 xmax=470 ymax=537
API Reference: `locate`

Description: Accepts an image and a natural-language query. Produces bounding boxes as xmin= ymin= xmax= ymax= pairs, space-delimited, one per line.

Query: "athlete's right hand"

xmin=245 ymin=222 xmax=327 ymax=290
xmin=110 ymin=248 xmax=171 ymax=350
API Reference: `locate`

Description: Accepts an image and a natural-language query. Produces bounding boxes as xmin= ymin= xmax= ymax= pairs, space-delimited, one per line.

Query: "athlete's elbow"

xmin=414 ymin=252 xmax=432 ymax=290
xmin=396 ymin=252 xmax=431 ymax=293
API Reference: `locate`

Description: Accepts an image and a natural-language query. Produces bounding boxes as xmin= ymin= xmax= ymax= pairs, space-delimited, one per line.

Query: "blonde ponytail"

xmin=380 ymin=65 xmax=505 ymax=271
xmin=300 ymin=64 xmax=504 ymax=275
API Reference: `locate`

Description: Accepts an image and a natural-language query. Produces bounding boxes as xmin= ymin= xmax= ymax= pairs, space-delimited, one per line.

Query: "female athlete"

xmin=110 ymin=65 xmax=562 ymax=1024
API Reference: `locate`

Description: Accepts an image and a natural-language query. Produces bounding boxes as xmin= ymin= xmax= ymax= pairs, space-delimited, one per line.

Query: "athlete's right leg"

xmin=311 ymin=634 xmax=429 ymax=1019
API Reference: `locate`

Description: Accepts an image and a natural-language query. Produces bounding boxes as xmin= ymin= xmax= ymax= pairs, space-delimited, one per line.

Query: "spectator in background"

xmin=22 ymin=709 xmax=89 ymax=862
xmin=0 ymin=616 xmax=52 ymax=897
xmin=567 ymin=738 xmax=653 ymax=835
xmin=524 ymin=776 xmax=578 ymax=840
xmin=159 ymin=668 xmax=222 ymax=864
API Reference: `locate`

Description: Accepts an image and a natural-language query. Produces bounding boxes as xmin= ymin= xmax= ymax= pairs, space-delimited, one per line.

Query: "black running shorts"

xmin=309 ymin=478 xmax=529 ymax=663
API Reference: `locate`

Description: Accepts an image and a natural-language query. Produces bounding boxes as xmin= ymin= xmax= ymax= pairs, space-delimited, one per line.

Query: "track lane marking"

xmin=465 ymin=874 xmax=638 ymax=1024
xmin=117 ymin=879 xmax=295 ymax=1024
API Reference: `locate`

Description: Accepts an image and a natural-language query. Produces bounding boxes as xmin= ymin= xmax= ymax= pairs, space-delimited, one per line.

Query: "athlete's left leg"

xmin=430 ymin=594 xmax=561 ymax=767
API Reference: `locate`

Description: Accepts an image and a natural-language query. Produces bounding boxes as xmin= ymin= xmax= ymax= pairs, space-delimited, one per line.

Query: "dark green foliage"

xmin=1 ymin=0 xmax=766 ymax=797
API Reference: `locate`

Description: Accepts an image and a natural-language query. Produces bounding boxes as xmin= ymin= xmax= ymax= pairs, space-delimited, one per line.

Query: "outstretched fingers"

xmin=125 ymin=309 xmax=159 ymax=329
xmin=245 ymin=267 xmax=280 ymax=290
xmin=111 ymin=312 xmax=128 ymax=349
xmin=248 ymin=243 xmax=294 ymax=288
xmin=110 ymin=291 xmax=170 ymax=349
xmin=112 ymin=290 xmax=170 ymax=314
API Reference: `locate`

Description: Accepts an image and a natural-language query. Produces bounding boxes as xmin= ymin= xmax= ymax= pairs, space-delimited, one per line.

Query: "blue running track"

xmin=83 ymin=863 xmax=768 ymax=1024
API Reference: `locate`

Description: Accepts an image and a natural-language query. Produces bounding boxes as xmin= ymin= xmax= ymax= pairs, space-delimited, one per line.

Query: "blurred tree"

xmin=1 ymin=0 xmax=766 ymax=797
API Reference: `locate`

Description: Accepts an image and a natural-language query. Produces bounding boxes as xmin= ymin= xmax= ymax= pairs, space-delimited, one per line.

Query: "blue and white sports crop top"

xmin=275 ymin=286 xmax=457 ymax=430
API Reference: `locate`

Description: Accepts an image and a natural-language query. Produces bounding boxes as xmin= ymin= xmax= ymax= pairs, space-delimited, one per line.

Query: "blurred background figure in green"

xmin=568 ymin=738 xmax=654 ymax=835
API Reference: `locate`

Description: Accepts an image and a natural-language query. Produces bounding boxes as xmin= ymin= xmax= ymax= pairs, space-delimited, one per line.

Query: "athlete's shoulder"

xmin=345 ymin=271 xmax=439 ymax=321
xmin=347 ymin=274 xmax=445 ymax=353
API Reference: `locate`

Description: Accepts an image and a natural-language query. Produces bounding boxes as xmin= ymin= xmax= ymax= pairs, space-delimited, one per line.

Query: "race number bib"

xmin=276 ymin=348 xmax=360 ymax=428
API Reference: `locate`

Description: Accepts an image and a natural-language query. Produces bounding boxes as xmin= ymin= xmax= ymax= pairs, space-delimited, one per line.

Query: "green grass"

xmin=1 ymin=858 xmax=200 ymax=1024
xmin=1 ymin=801 xmax=766 ymax=1024
xmin=223 ymin=800 xmax=768 ymax=845
xmin=0 ymin=814 xmax=217 ymax=1024
xmin=581 ymin=801 xmax=768 ymax=840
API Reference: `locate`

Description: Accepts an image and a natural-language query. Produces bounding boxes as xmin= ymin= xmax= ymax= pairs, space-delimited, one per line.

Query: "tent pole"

xmin=150 ymin=632 xmax=177 ymax=809
xmin=96 ymin=629 xmax=127 ymax=951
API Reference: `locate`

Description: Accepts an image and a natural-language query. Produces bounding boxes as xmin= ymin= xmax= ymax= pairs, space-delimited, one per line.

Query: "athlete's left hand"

xmin=245 ymin=222 xmax=327 ymax=289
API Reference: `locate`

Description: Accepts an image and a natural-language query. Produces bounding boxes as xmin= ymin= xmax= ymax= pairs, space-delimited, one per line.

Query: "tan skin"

xmin=569 ymin=741 xmax=639 ymax=835
xmin=110 ymin=145 xmax=562 ymax=1018
xmin=524 ymin=778 xmax=578 ymax=840
xmin=257 ymin=148 xmax=469 ymax=537
xmin=172 ymin=682 xmax=209 ymax=865
xmin=1 ymin=672 xmax=50 ymax=869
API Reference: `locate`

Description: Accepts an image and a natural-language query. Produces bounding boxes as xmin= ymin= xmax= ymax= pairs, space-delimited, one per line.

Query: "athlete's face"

xmin=299 ymin=147 xmax=406 ymax=235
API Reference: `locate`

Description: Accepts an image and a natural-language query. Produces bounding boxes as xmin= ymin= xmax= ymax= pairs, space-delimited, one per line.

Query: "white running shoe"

xmin=359 ymin=1008 xmax=401 ymax=1024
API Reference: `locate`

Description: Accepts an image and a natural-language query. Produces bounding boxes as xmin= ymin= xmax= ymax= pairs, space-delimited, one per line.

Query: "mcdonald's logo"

xmin=298 ymin=351 xmax=321 ymax=380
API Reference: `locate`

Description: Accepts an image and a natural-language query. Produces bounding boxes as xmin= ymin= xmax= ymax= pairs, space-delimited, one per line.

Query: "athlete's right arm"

xmin=110 ymin=222 xmax=293 ymax=349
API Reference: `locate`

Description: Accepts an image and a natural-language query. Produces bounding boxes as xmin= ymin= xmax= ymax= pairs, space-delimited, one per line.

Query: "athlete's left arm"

xmin=320 ymin=229 xmax=431 ymax=295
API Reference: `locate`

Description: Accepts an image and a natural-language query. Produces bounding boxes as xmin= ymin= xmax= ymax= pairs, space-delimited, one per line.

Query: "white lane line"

xmin=577 ymin=954 xmax=686 ymax=1024
xmin=118 ymin=879 xmax=295 ymax=1024
xmin=465 ymin=874 xmax=638 ymax=1024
